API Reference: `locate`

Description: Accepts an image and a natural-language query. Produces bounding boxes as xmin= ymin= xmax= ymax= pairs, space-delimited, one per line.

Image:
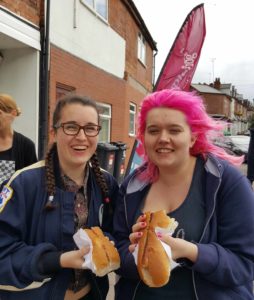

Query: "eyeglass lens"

xmin=62 ymin=123 xmax=100 ymax=136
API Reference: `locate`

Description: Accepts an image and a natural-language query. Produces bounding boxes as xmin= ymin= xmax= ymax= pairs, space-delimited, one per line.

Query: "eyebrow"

xmin=147 ymin=124 xmax=183 ymax=128
xmin=62 ymin=121 xmax=98 ymax=125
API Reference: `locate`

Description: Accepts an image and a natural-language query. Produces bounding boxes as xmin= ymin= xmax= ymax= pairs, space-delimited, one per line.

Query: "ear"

xmin=50 ymin=128 xmax=56 ymax=141
xmin=10 ymin=110 xmax=17 ymax=117
xmin=190 ymin=134 xmax=197 ymax=148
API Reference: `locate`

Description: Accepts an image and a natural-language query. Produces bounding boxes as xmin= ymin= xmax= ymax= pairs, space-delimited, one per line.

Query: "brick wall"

xmin=0 ymin=0 xmax=43 ymax=26
xmin=48 ymin=0 xmax=155 ymax=169
xmin=202 ymin=94 xmax=231 ymax=118
xmin=109 ymin=0 xmax=154 ymax=91
xmin=49 ymin=46 xmax=144 ymax=165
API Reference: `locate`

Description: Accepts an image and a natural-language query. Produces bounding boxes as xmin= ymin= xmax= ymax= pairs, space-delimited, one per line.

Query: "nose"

xmin=75 ymin=128 xmax=87 ymax=139
xmin=159 ymin=129 xmax=170 ymax=142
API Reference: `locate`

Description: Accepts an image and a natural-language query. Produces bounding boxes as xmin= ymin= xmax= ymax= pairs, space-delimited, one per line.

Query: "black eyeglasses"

xmin=54 ymin=122 xmax=101 ymax=137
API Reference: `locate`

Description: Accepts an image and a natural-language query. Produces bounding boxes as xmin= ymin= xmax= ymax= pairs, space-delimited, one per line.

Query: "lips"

xmin=156 ymin=148 xmax=173 ymax=153
xmin=72 ymin=145 xmax=88 ymax=151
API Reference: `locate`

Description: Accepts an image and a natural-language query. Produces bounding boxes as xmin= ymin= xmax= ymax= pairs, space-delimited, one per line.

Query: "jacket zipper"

xmin=123 ymin=195 xmax=129 ymax=229
xmin=192 ymin=175 xmax=222 ymax=300
xmin=131 ymin=280 xmax=141 ymax=300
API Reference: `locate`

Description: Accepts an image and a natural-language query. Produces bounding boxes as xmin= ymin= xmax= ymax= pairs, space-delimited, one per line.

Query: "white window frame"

xmin=80 ymin=0 xmax=108 ymax=21
xmin=129 ymin=103 xmax=136 ymax=136
xmin=137 ymin=32 xmax=146 ymax=65
xmin=97 ymin=103 xmax=111 ymax=142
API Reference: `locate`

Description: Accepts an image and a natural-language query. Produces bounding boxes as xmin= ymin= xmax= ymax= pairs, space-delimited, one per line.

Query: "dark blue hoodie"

xmin=113 ymin=155 xmax=254 ymax=300
xmin=0 ymin=159 xmax=119 ymax=300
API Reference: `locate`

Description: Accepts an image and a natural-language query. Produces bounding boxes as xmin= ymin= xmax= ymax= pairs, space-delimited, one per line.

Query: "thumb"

xmin=79 ymin=246 xmax=90 ymax=256
xmin=158 ymin=234 xmax=174 ymax=245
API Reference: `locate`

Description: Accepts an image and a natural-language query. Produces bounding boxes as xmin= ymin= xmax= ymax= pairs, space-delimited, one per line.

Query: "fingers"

xmin=128 ymin=214 xmax=147 ymax=252
xmin=129 ymin=231 xmax=143 ymax=244
xmin=79 ymin=246 xmax=90 ymax=256
xmin=132 ymin=221 xmax=146 ymax=234
xmin=132 ymin=213 xmax=146 ymax=233
xmin=129 ymin=243 xmax=136 ymax=253
xmin=136 ymin=213 xmax=146 ymax=223
xmin=157 ymin=233 xmax=174 ymax=245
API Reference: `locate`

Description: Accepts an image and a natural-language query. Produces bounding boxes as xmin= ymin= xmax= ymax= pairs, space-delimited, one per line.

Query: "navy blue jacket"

xmin=113 ymin=155 xmax=254 ymax=300
xmin=0 ymin=160 xmax=119 ymax=300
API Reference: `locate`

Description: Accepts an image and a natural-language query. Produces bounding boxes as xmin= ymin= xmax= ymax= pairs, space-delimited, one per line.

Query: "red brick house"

xmin=0 ymin=0 xmax=157 ymax=169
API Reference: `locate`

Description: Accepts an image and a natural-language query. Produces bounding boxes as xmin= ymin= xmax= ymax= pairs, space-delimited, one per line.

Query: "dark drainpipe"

xmin=152 ymin=49 xmax=158 ymax=91
xmin=39 ymin=0 xmax=50 ymax=159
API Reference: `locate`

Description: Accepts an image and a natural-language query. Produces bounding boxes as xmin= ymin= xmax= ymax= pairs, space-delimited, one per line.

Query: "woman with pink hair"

xmin=114 ymin=89 xmax=254 ymax=300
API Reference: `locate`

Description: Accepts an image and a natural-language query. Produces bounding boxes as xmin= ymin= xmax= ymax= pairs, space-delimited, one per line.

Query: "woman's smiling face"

xmin=54 ymin=103 xmax=99 ymax=172
xmin=144 ymin=107 xmax=196 ymax=170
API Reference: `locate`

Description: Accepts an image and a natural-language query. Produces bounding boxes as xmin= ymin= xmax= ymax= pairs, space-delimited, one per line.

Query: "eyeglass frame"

xmin=54 ymin=122 xmax=101 ymax=137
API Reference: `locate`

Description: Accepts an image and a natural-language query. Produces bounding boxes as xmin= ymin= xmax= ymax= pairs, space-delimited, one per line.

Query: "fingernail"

xmin=141 ymin=222 xmax=146 ymax=227
xmin=137 ymin=232 xmax=142 ymax=237
xmin=156 ymin=232 xmax=162 ymax=238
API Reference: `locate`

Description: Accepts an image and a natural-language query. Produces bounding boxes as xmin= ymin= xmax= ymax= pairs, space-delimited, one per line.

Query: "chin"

xmin=71 ymin=158 xmax=88 ymax=167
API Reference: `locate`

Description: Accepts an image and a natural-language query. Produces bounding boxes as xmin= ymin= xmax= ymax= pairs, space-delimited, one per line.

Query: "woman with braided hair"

xmin=0 ymin=95 xmax=119 ymax=300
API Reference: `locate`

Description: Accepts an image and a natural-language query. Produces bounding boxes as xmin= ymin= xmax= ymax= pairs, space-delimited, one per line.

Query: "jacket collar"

xmin=126 ymin=154 xmax=224 ymax=194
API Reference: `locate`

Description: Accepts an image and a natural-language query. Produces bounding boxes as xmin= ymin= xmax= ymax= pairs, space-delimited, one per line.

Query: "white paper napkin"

xmin=73 ymin=228 xmax=97 ymax=273
xmin=132 ymin=226 xmax=179 ymax=271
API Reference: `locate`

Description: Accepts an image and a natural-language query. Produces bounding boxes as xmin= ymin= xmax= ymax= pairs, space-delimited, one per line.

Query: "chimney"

xmin=232 ymin=85 xmax=235 ymax=97
xmin=213 ymin=77 xmax=221 ymax=90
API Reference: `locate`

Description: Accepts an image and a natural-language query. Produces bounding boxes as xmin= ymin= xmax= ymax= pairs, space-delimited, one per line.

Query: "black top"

xmin=0 ymin=131 xmax=37 ymax=184
xmin=137 ymin=157 xmax=206 ymax=299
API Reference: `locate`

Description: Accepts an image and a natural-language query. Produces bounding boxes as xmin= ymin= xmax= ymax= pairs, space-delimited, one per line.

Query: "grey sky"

xmin=133 ymin=0 xmax=254 ymax=101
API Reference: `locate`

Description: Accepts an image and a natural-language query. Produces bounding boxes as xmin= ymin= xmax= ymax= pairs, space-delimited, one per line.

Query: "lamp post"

xmin=210 ymin=57 xmax=216 ymax=83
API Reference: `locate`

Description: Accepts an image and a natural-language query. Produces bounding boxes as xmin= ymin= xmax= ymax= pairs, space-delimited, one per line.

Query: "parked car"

xmin=212 ymin=135 xmax=235 ymax=156
xmin=229 ymin=135 xmax=250 ymax=162
xmin=213 ymin=135 xmax=250 ymax=162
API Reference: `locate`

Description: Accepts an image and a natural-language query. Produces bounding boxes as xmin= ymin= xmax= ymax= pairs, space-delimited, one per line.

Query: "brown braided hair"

xmin=44 ymin=143 xmax=58 ymax=210
xmin=90 ymin=152 xmax=109 ymax=201
xmin=44 ymin=94 xmax=111 ymax=211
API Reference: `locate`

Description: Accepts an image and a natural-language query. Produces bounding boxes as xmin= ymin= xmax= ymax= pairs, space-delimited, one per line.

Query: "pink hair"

xmin=137 ymin=89 xmax=243 ymax=182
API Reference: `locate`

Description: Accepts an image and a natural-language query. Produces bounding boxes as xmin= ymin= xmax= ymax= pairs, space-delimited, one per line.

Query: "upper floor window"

xmin=97 ymin=103 xmax=111 ymax=142
xmin=80 ymin=0 xmax=108 ymax=21
xmin=137 ymin=32 xmax=146 ymax=65
xmin=129 ymin=103 xmax=136 ymax=136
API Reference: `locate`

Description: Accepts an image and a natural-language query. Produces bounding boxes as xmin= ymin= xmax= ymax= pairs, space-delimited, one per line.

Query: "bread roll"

xmin=137 ymin=210 xmax=178 ymax=287
xmin=84 ymin=227 xmax=120 ymax=277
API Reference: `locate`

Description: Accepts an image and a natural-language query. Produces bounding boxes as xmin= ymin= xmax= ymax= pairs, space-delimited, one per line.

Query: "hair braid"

xmin=90 ymin=153 xmax=110 ymax=202
xmin=44 ymin=143 xmax=57 ymax=211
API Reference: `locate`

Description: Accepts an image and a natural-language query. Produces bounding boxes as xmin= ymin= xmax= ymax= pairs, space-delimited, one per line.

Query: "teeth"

xmin=157 ymin=149 xmax=172 ymax=153
xmin=73 ymin=146 xmax=87 ymax=150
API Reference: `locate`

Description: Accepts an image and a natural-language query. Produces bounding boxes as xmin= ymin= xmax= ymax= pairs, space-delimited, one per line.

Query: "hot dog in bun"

xmin=84 ymin=226 xmax=120 ymax=277
xmin=137 ymin=210 xmax=178 ymax=287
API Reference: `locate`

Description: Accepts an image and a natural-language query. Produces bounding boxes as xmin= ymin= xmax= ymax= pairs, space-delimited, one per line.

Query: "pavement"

xmin=106 ymin=163 xmax=251 ymax=300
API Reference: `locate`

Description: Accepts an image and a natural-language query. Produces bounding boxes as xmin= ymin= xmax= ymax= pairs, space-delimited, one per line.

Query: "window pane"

xmin=130 ymin=104 xmax=135 ymax=112
xmin=129 ymin=103 xmax=136 ymax=135
xmin=129 ymin=113 xmax=135 ymax=135
xmin=95 ymin=0 xmax=107 ymax=19
xmin=84 ymin=0 xmax=93 ymax=7
xmin=99 ymin=105 xmax=110 ymax=116
xmin=137 ymin=33 xmax=146 ymax=64
xmin=99 ymin=118 xmax=110 ymax=142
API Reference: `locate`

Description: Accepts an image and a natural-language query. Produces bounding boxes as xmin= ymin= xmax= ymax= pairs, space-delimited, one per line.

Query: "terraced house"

xmin=0 ymin=0 xmax=157 ymax=171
